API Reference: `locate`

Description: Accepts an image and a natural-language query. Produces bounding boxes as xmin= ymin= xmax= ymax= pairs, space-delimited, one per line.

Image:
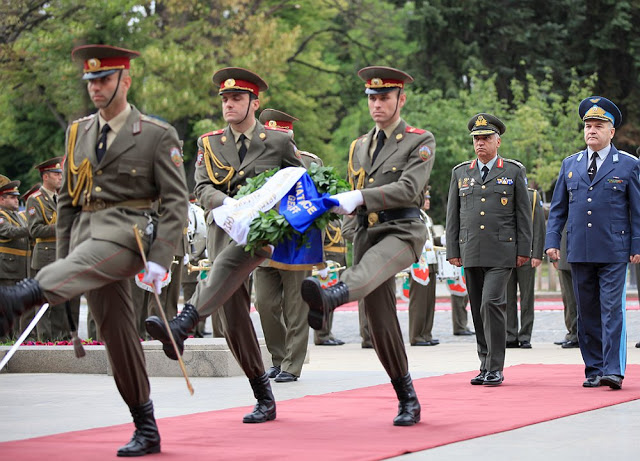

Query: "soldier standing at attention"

xmin=546 ymin=97 xmax=640 ymax=390
xmin=505 ymin=185 xmax=546 ymax=349
xmin=0 ymin=45 xmax=188 ymax=457
xmin=301 ymin=66 xmax=436 ymax=426
xmin=26 ymin=157 xmax=81 ymax=341
xmin=146 ymin=68 xmax=303 ymax=423
xmin=446 ymin=113 xmax=532 ymax=386
xmin=0 ymin=175 xmax=30 ymax=341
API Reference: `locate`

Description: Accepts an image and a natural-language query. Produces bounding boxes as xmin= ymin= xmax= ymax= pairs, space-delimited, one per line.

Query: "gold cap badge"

xmin=475 ymin=115 xmax=488 ymax=127
xmin=223 ymin=78 xmax=236 ymax=88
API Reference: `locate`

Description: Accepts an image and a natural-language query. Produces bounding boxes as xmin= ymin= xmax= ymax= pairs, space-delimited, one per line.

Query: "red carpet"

xmin=2 ymin=364 xmax=640 ymax=460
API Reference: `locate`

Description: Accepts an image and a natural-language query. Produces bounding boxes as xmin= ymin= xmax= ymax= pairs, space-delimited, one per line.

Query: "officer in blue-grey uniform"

xmin=546 ymin=96 xmax=640 ymax=390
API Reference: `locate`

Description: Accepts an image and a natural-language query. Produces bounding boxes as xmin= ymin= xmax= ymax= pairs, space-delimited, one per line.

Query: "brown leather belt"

xmin=82 ymin=199 xmax=153 ymax=212
xmin=357 ymin=207 xmax=421 ymax=228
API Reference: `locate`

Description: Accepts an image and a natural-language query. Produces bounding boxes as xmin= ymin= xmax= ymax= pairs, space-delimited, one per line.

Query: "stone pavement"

xmin=1 ymin=283 xmax=640 ymax=460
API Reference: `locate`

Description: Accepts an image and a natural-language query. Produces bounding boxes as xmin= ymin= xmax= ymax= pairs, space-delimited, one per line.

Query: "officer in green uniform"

xmin=446 ymin=113 xmax=532 ymax=386
xmin=505 ymin=186 xmax=545 ymax=348
xmin=253 ymin=108 xmax=314 ymax=382
xmin=408 ymin=190 xmax=440 ymax=346
xmin=0 ymin=175 xmax=29 ymax=341
xmin=26 ymin=157 xmax=81 ymax=341
xmin=0 ymin=45 xmax=189 ymax=457
xmin=552 ymin=225 xmax=579 ymax=348
xmin=145 ymin=68 xmax=303 ymax=424
xmin=301 ymin=66 xmax=436 ymax=426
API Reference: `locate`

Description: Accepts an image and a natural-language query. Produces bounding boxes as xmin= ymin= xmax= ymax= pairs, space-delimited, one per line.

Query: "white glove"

xmin=141 ymin=261 xmax=167 ymax=294
xmin=330 ymin=190 xmax=364 ymax=215
xmin=424 ymin=240 xmax=433 ymax=250
xmin=223 ymin=197 xmax=238 ymax=207
xmin=183 ymin=254 xmax=189 ymax=265
xmin=317 ymin=267 xmax=330 ymax=278
xmin=440 ymin=235 xmax=446 ymax=246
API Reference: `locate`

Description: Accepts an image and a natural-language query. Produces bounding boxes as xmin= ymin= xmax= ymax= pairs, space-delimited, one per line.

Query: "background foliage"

xmin=1 ymin=0 xmax=638 ymax=223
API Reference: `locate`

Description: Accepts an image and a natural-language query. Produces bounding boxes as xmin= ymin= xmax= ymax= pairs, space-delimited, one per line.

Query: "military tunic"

xmin=506 ymin=188 xmax=546 ymax=344
xmin=342 ymin=119 xmax=435 ymax=379
xmin=446 ymin=156 xmax=532 ymax=372
xmin=35 ymin=105 xmax=188 ymax=406
xmin=190 ymin=122 xmax=302 ymax=379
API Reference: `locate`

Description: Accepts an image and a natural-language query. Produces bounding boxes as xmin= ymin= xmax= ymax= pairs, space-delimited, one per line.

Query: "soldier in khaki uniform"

xmin=0 ymin=176 xmax=30 ymax=341
xmin=146 ymin=68 xmax=303 ymax=424
xmin=505 ymin=187 xmax=546 ymax=348
xmin=446 ymin=113 xmax=532 ymax=386
xmin=552 ymin=225 xmax=579 ymax=348
xmin=26 ymin=157 xmax=81 ymax=341
xmin=253 ymin=109 xmax=315 ymax=382
xmin=301 ymin=67 xmax=436 ymax=426
xmin=0 ymin=45 xmax=188 ymax=457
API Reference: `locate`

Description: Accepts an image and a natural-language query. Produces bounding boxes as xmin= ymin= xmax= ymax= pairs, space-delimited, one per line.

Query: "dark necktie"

xmin=371 ymin=130 xmax=386 ymax=164
xmin=96 ymin=123 xmax=110 ymax=163
xmin=588 ymin=152 xmax=598 ymax=182
xmin=238 ymin=133 xmax=248 ymax=162
xmin=53 ymin=194 xmax=57 ymax=205
xmin=481 ymin=165 xmax=489 ymax=182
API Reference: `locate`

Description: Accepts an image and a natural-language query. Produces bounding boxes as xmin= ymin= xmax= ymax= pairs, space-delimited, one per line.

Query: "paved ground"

xmin=2 ymin=282 xmax=640 ymax=459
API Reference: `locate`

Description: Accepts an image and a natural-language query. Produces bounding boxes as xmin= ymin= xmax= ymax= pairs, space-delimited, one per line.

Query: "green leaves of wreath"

xmin=235 ymin=163 xmax=350 ymax=254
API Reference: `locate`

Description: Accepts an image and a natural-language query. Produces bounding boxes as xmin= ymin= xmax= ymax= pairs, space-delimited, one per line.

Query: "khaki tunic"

xmin=446 ymin=156 xmax=532 ymax=371
xmin=190 ymin=122 xmax=302 ymax=378
xmin=0 ymin=209 xmax=30 ymax=280
xmin=343 ymin=119 xmax=435 ymax=379
xmin=36 ymin=105 xmax=188 ymax=406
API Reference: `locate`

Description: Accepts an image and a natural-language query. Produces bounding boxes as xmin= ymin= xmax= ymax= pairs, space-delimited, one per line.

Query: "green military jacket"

xmin=347 ymin=119 xmax=436 ymax=258
xmin=0 ymin=208 xmax=30 ymax=280
xmin=194 ymin=122 xmax=302 ymax=258
xmin=59 ymin=105 xmax=188 ymax=269
xmin=446 ymin=156 xmax=532 ymax=268
xmin=528 ymin=188 xmax=546 ymax=263
xmin=26 ymin=188 xmax=57 ymax=270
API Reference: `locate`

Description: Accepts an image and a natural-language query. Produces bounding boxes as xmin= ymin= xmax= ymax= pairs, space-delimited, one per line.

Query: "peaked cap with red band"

xmin=357 ymin=66 xmax=414 ymax=95
xmin=0 ymin=174 xmax=21 ymax=196
xmin=34 ymin=156 xmax=63 ymax=174
xmin=71 ymin=44 xmax=140 ymax=80
xmin=259 ymin=108 xmax=298 ymax=131
xmin=212 ymin=67 xmax=268 ymax=97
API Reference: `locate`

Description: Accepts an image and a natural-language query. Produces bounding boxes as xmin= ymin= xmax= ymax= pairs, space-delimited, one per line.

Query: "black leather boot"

xmin=145 ymin=303 xmax=200 ymax=360
xmin=243 ymin=373 xmax=276 ymax=423
xmin=117 ymin=400 xmax=161 ymax=457
xmin=391 ymin=373 xmax=421 ymax=426
xmin=301 ymin=278 xmax=349 ymax=330
xmin=0 ymin=278 xmax=45 ymax=337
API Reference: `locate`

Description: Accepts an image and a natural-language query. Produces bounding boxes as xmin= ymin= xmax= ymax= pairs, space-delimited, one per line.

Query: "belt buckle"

xmin=367 ymin=212 xmax=379 ymax=227
xmin=94 ymin=199 xmax=106 ymax=211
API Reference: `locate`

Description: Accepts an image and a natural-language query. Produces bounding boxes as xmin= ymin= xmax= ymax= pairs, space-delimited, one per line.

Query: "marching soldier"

xmin=0 ymin=175 xmax=30 ymax=341
xmin=505 ymin=186 xmax=546 ymax=349
xmin=146 ymin=68 xmax=303 ymax=423
xmin=26 ymin=157 xmax=81 ymax=341
xmin=446 ymin=113 xmax=532 ymax=386
xmin=301 ymin=66 xmax=436 ymax=426
xmin=0 ymin=44 xmax=188 ymax=456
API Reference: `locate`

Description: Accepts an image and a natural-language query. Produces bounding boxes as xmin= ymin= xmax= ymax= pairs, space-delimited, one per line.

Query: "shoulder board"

xmin=619 ymin=150 xmax=637 ymax=160
xmin=32 ymin=191 xmax=42 ymax=198
xmin=264 ymin=125 xmax=290 ymax=133
xmin=566 ymin=151 xmax=582 ymax=160
xmin=72 ymin=113 xmax=95 ymax=124
xmin=201 ymin=129 xmax=224 ymax=138
xmin=503 ymin=158 xmax=526 ymax=169
xmin=299 ymin=151 xmax=319 ymax=160
xmin=140 ymin=114 xmax=171 ymax=129
xmin=405 ymin=126 xmax=426 ymax=135
xmin=453 ymin=160 xmax=473 ymax=170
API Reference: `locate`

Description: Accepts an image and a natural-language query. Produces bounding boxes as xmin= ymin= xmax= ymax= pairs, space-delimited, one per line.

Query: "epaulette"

xmin=405 ymin=126 xmax=426 ymax=135
xmin=566 ymin=151 xmax=582 ymax=160
xmin=140 ymin=114 xmax=171 ymax=129
xmin=503 ymin=158 xmax=526 ymax=169
xmin=453 ymin=160 xmax=473 ymax=170
xmin=72 ymin=113 xmax=95 ymax=124
xmin=201 ymin=129 xmax=224 ymax=138
xmin=264 ymin=125 xmax=290 ymax=133
xmin=32 ymin=190 xmax=42 ymax=198
xmin=619 ymin=150 xmax=637 ymax=160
